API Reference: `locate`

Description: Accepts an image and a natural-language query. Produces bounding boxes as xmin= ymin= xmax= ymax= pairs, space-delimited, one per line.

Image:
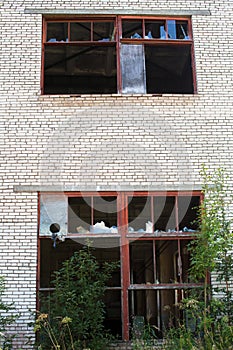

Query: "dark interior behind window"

xmin=145 ymin=45 xmax=194 ymax=94
xmin=44 ymin=45 xmax=117 ymax=94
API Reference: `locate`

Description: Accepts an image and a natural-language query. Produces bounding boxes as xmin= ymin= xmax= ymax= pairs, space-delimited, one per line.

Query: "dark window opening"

xmin=156 ymin=240 xmax=178 ymax=283
xmin=129 ymin=238 xmax=197 ymax=286
xmin=44 ymin=45 xmax=117 ymax=94
xmin=128 ymin=238 xmax=202 ymax=338
xmin=144 ymin=20 xmax=166 ymax=39
xmin=93 ymin=21 xmax=115 ymax=41
xmin=70 ymin=22 xmax=91 ymax=41
xmin=128 ymin=196 xmax=151 ymax=232
xmin=122 ymin=20 xmax=143 ymax=39
xmin=154 ymin=196 xmax=176 ymax=232
xmin=68 ymin=197 xmax=91 ymax=232
xmin=47 ymin=22 xmax=68 ymax=42
xmin=104 ymin=290 xmax=122 ymax=336
xmin=130 ymin=241 xmax=154 ymax=284
xmin=180 ymin=240 xmax=192 ymax=283
xmin=93 ymin=196 xmax=117 ymax=227
xmin=178 ymin=196 xmax=200 ymax=231
xmin=145 ymin=45 xmax=194 ymax=94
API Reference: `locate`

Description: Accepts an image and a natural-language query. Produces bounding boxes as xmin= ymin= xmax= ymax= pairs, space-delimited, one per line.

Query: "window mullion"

xmin=165 ymin=19 xmax=168 ymax=39
xmin=68 ymin=21 xmax=70 ymax=41
xmin=175 ymin=195 xmax=179 ymax=232
xmin=178 ymin=239 xmax=182 ymax=283
xmin=91 ymin=21 xmax=93 ymax=41
xmin=91 ymin=196 xmax=94 ymax=226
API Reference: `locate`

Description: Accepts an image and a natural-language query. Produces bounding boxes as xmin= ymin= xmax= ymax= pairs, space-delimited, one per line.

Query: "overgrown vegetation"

xmin=0 ymin=276 xmax=18 ymax=350
xmin=164 ymin=166 xmax=233 ymax=349
xmin=131 ymin=322 xmax=159 ymax=350
xmin=35 ymin=243 xmax=119 ymax=350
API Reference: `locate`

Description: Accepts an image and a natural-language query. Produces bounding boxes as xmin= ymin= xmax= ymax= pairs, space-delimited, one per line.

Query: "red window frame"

xmin=41 ymin=15 xmax=197 ymax=95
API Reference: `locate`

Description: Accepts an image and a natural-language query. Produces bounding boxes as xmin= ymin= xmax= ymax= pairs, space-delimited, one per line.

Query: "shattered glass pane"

xmin=40 ymin=194 xmax=68 ymax=236
xmin=47 ymin=22 xmax=68 ymax=42
xmin=167 ymin=20 xmax=190 ymax=40
xmin=144 ymin=20 xmax=166 ymax=39
xmin=122 ymin=20 xmax=143 ymax=39
xmin=176 ymin=21 xmax=190 ymax=39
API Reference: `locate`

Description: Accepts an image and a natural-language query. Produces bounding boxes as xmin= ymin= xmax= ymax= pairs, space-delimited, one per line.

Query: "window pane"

xmin=40 ymin=238 xmax=82 ymax=288
xmin=178 ymin=196 xmax=200 ymax=231
xmin=145 ymin=45 xmax=194 ymax=94
xmin=93 ymin=21 xmax=115 ymax=41
xmin=144 ymin=20 xmax=166 ymax=39
xmin=167 ymin=20 xmax=190 ymax=40
xmin=128 ymin=196 xmax=151 ymax=232
xmin=120 ymin=44 xmax=146 ymax=94
xmin=122 ymin=20 xmax=143 ymax=38
xmin=92 ymin=196 xmax=117 ymax=232
xmin=176 ymin=21 xmax=190 ymax=40
xmin=44 ymin=45 xmax=117 ymax=94
xmin=70 ymin=22 xmax=91 ymax=41
xmin=104 ymin=290 xmax=122 ymax=336
xmin=129 ymin=289 xmax=180 ymax=336
xmin=68 ymin=197 xmax=91 ymax=233
xmin=180 ymin=240 xmax=192 ymax=283
xmin=154 ymin=196 xmax=176 ymax=232
xmin=47 ymin=22 xmax=68 ymax=42
xmin=167 ymin=19 xmax=177 ymax=39
xmin=40 ymin=193 xmax=67 ymax=236
xmin=156 ymin=240 xmax=179 ymax=283
xmin=130 ymin=241 xmax=154 ymax=284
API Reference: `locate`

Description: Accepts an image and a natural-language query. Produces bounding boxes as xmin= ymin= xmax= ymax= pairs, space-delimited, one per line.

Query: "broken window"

xmin=39 ymin=191 xmax=202 ymax=340
xmin=68 ymin=195 xmax=118 ymax=234
xmin=42 ymin=16 xmax=195 ymax=94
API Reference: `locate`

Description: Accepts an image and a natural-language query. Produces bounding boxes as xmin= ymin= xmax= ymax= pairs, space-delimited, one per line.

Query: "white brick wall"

xmin=0 ymin=0 xmax=233 ymax=347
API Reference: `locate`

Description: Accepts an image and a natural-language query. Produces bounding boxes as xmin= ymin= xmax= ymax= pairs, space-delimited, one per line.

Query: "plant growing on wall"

xmin=0 ymin=276 xmax=19 ymax=350
xmin=164 ymin=166 xmax=233 ymax=349
xmin=36 ymin=243 xmax=119 ymax=350
xmin=189 ymin=166 xmax=233 ymax=321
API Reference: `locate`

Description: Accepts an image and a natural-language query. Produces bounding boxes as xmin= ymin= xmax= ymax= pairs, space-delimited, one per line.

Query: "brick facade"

xmin=0 ymin=0 xmax=232 ymax=348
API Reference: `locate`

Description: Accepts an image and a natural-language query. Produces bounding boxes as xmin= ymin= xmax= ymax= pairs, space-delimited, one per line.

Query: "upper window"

xmin=42 ymin=16 xmax=195 ymax=95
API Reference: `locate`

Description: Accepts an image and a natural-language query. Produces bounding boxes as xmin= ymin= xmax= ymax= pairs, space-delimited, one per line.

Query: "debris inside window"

xmin=68 ymin=196 xmax=117 ymax=233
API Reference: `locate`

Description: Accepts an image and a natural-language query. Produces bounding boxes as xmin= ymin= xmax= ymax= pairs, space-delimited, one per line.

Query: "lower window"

xmin=38 ymin=191 xmax=202 ymax=340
